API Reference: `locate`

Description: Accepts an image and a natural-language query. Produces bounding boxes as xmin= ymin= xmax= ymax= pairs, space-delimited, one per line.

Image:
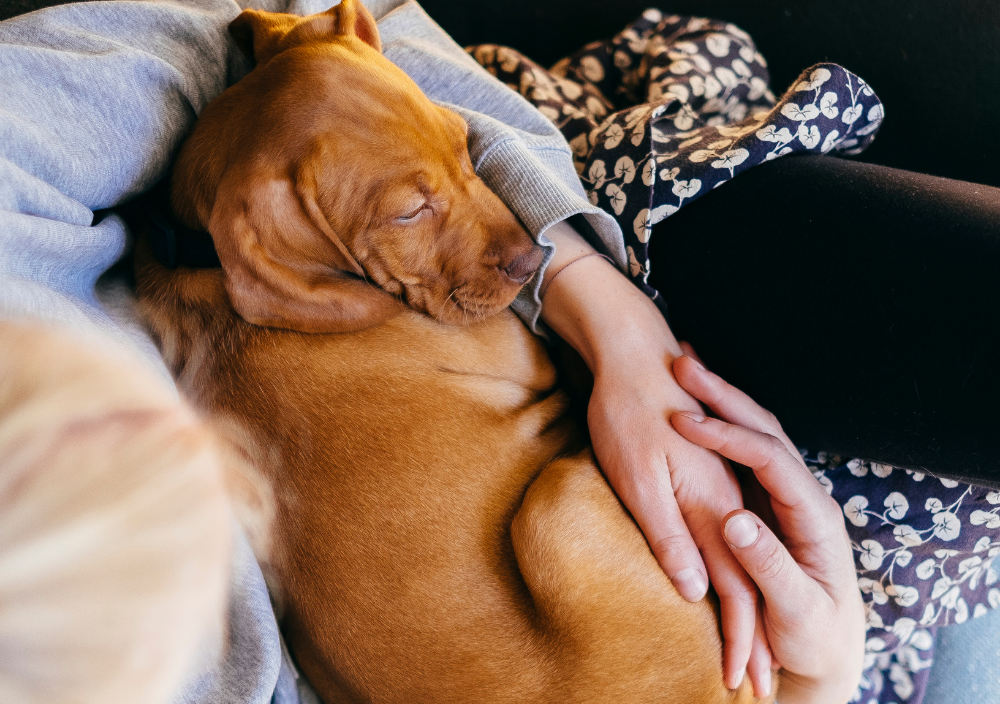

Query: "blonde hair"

xmin=0 ymin=322 xmax=235 ymax=704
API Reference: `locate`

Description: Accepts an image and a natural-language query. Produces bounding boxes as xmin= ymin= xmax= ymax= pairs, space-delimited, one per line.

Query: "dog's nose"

xmin=502 ymin=245 xmax=544 ymax=285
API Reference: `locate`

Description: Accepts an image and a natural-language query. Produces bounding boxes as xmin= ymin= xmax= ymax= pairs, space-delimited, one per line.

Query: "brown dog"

xmin=136 ymin=2 xmax=772 ymax=702
xmin=172 ymin=0 xmax=542 ymax=333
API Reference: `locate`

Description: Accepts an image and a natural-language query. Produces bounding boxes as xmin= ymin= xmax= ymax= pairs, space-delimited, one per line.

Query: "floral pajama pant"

xmin=470 ymin=11 xmax=997 ymax=704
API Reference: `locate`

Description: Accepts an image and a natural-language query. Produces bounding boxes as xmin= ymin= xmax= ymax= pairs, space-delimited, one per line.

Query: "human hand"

xmin=538 ymin=221 xmax=771 ymax=695
xmin=671 ymin=354 xmax=865 ymax=704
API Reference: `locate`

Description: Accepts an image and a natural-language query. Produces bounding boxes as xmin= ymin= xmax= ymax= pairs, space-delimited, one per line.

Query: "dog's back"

xmin=136 ymin=250 xmax=766 ymax=704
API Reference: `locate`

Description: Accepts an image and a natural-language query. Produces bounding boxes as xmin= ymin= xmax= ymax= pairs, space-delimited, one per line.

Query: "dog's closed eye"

xmin=396 ymin=202 xmax=430 ymax=223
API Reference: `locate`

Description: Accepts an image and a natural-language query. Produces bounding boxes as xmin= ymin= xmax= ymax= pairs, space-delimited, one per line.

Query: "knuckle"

xmin=764 ymin=433 xmax=788 ymax=460
xmin=753 ymin=539 xmax=786 ymax=582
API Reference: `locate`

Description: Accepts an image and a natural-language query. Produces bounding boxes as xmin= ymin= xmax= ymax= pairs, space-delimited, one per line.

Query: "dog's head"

xmin=171 ymin=0 xmax=542 ymax=333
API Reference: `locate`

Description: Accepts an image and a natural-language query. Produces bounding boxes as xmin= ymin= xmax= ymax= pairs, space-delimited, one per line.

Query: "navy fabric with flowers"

xmin=470 ymin=12 xmax=997 ymax=704
xmin=468 ymin=8 xmax=884 ymax=309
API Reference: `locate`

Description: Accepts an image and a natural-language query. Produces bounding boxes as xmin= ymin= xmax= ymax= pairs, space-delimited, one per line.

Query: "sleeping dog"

xmin=135 ymin=1 xmax=771 ymax=702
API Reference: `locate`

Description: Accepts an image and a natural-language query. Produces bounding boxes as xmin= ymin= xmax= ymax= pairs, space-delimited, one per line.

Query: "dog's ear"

xmin=229 ymin=1 xmax=381 ymax=66
xmin=207 ymin=167 xmax=403 ymax=334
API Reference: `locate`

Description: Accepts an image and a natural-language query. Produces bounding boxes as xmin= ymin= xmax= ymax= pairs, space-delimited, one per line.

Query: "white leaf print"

xmin=626 ymin=246 xmax=647 ymax=279
xmin=579 ymin=55 xmax=604 ymax=82
xmin=990 ymin=588 xmax=1000 ymax=608
xmin=845 ymin=495 xmax=870 ymax=526
xmin=586 ymin=95 xmax=608 ymax=118
xmin=872 ymin=463 xmax=893 ymax=477
xmin=794 ymin=67 xmax=832 ymax=91
xmin=603 ymin=124 xmax=625 ymax=149
xmin=614 ymin=156 xmax=637 ymax=184
xmin=739 ymin=44 xmax=755 ymax=63
xmin=781 ymin=102 xmax=820 ymax=121
xmin=890 ymin=617 xmax=917 ymax=643
xmin=894 ymin=524 xmax=921 ymax=547
xmin=940 ymin=478 xmax=960 ymax=488
xmin=819 ymin=91 xmax=839 ymax=118
xmin=890 ymin=585 xmax=920 ymax=608
xmin=974 ymin=603 xmax=989 ymax=619
xmin=731 ymin=58 xmax=752 ymax=77
xmin=642 ymin=8 xmax=662 ymax=22
xmin=588 ymin=160 xmax=607 ymax=189
xmin=868 ymin=104 xmax=884 ymax=122
xmin=688 ymin=149 xmax=716 ymax=163
xmin=925 ymin=497 xmax=943 ymax=513
xmin=894 ymin=549 xmax=913 ymax=567
xmin=539 ymin=104 xmax=561 ymax=122
xmin=708 ymin=138 xmax=733 ymax=150
xmin=884 ymin=492 xmax=910 ymax=520
xmin=821 ymin=129 xmax=841 ymax=153
xmin=920 ymin=602 xmax=937 ymax=625
xmin=860 ymin=77 xmax=874 ymax=96
xmin=889 ymin=662 xmax=914 ymax=699
xmin=865 ymin=637 xmax=887 ymax=652
xmin=659 ymin=166 xmax=680 ymax=181
xmin=630 ymin=121 xmax=645 ymax=146
xmin=934 ymin=549 xmax=959 ymax=558
xmin=910 ymin=471 xmax=926 ymax=481
xmin=931 ymin=576 xmax=952 ymax=599
xmin=959 ymin=556 xmax=983 ymax=574
xmin=975 ymin=536 xmax=993 ymax=553
xmin=842 ymin=104 xmax=863 ymax=125
xmin=933 ymin=511 xmax=961 ymax=541
xmin=649 ymin=203 xmax=678 ymax=224
xmin=587 ymin=190 xmax=599 ymax=205
xmin=797 ymin=124 xmax=821 ymax=148
xmin=664 ymin=83 xmax=690 ymax=103
xmin=711 ymin=148 xmax=750 ymax=173
xmin=642 ymin=160 xmax=656 ymax=186
xmin=703 ymin=74 xmax=723 ymax=99
xmin=613 ymin=49 xmax=632 ymax=70
xmin=705 ymin=33 xmax=732 ymax=57
xmin=633 ymin=208 xmax=651 ymax=242
xmin=689 ymin=74 xmax=705 ymax=97
xmin=673 ymin=110 xmax=694 ymax=130
xmin=941 ymin=585 xmax=961 ymax=610
xmin=747 ymin=76 xmax=768 ymax=101
xmin=672 ymin=179 xmax=702 ymax=199
xmin=569 ymin=133 xmax=590 ymax=157
xmin=604 ymin=183 xmax=627 ymax=215
xmin=915 ymin=558 xmax=937 ymax=580
xmin=691 ymin=53 xmax=713 ymax=73
xmin=911 ymin=629 xmax=934 ymax=650
xmin=859 ymin=539 xmax=885 ymax=570
xmin=763 ymin=146 xmax=794 ymax=161
xmin=866 ymin=607 xmax=884 ymax=629
xmin=847 ymin=459 xmax=868 ymax=477
xmin=669 ymin=59 xmax=693 ymax=75
xmin=956 ymin=597 xmax=969 ymax=624
xmin=714 ymin=66 xmax=738 ymax=89
xmin=674 ymin=41 xmax=699 ymax=54
xmin=987 ymin=491 xmax=1000 ymax=505
xmin=971 ymin=510 xmax=1000 ymax=528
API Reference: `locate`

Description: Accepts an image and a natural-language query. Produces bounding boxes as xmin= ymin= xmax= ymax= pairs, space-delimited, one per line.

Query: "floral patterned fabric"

xmin=804 ymin=452 xmax=1000 ymax=704
xmin=469 ymin=12 xmax=996 ymax=704
xmin=468 ymin=8 xmax=884 ymax=309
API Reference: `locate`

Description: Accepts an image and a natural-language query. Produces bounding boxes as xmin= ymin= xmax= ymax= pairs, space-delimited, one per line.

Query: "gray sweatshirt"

xmin=0 ymin=0 xmax=624 ymax=701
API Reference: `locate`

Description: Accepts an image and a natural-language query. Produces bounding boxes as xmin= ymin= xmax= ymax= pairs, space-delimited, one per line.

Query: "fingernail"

xmin=671 ymin=567 xmax=708 ymax=602
xmin=687 ymin=356 xmax=705 ymax=371
xmin=758 ymin=668 xmax=772 ymax=697
xmin=728 ymin=668 xmax=746 ymax=690
xmin=676 ymin=411 xmax=705 ymax=423
xmin=724 ymin=514 xmax=759 ymax=549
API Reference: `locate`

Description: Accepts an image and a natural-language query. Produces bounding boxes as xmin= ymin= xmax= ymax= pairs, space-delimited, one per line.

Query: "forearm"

xmin=539 ymin=220 xmax=682 ymax=373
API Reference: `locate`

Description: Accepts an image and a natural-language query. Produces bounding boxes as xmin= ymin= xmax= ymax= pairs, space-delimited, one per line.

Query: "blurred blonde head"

xmin=0 ymin=321 xmax=238 ymax=704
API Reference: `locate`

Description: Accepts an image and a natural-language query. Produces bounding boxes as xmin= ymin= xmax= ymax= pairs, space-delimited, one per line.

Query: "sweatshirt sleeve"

xmin=366 ymin=0 xmax=627 ymax=334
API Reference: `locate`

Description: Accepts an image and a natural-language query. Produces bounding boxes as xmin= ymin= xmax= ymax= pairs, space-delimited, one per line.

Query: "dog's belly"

xmin=136 ymin=262 xmax=765 ymax=704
